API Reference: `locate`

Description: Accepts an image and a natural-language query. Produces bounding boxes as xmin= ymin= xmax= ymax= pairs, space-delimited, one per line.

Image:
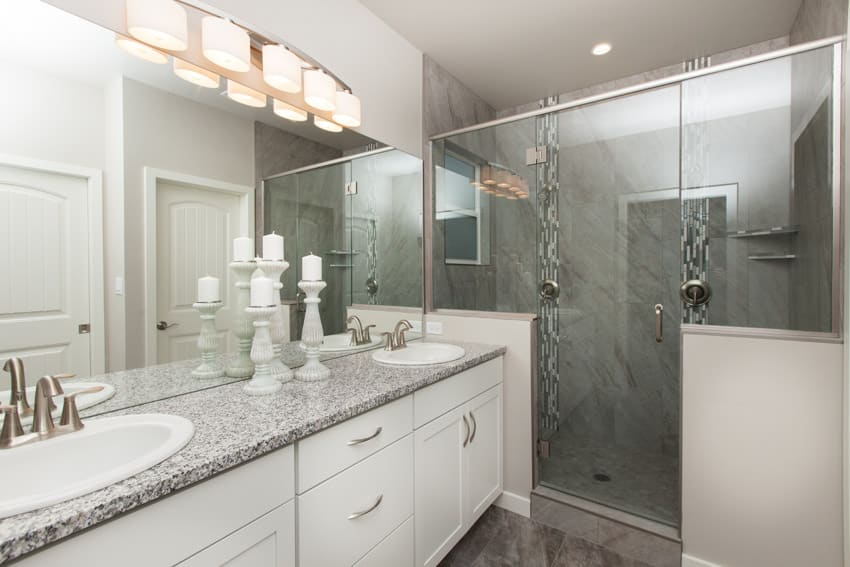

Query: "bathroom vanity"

xmin=0 ymin=343 xmax=505 ymax=567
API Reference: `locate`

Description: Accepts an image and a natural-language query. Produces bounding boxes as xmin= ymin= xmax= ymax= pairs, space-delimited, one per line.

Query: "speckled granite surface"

xmin=0 ymin=340 xmax=504 ymax=564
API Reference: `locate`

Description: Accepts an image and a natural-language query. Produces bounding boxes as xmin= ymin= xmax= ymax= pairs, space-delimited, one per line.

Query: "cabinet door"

xmin=414 ymin=405 xmax=467 ymax=567
xmin=176 ymin=501 xmax=295 ymax=567
xmin=464 ymin=385 xmax=503 ymax=524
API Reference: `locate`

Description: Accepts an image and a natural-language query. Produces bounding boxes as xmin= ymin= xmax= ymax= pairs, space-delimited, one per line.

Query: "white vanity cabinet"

xmin=413 ymin=358 xmax=503 ymax=567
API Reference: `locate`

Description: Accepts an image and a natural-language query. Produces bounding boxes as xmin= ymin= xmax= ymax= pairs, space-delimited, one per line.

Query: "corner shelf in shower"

xmin=725 ymin=225 xmax=800 ymax=238
xmin=329 ymin=264 xmax=354 ymax=268
xmin=747 ymin=253 xmax=797 ymax=261
xmin=325 ymin=250 xmax=361 ymax=255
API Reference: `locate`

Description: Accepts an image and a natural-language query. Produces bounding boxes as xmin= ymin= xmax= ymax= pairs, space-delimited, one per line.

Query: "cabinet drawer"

xmin=297 ymin=395 xmax=413 ymax=493
xmin=414 ymin=357 xmax=502 ymax=428
xmin=353 ymin=516 xmax=414 ymax=567
xmin=298 ymin=436 xmax=414 ymax=567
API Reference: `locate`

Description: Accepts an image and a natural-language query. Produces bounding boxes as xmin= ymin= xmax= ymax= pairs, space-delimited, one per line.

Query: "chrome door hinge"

xmin=537 ymin=439 xmax=550 ymax=459
xmin=78 ymin=324 xmax=91 ymax=334
xmin=526 ymin=146 xmax=547 ymax=165
xmin=345 ymin=181 xmax=358 ymax=195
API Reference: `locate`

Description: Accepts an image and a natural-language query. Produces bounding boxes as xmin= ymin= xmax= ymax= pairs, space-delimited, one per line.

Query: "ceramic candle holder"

xmin=257 ymin=259 xmax=292 ymax=383
xmin=295 ymin=280 xmax=330 ymax=382
xmin=191 ymin=301 xmax=224 ymax=379
xmin=226 ymin=261 xmax=257 ymax=378
xmin=244 ymin=305 xmax=282 ymax=395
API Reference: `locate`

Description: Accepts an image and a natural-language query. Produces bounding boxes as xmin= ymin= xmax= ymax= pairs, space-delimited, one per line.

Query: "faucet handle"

xmin=53 ymin=373 xmax=77 ymax=380
xmin=362 ymin=324 xmax=376 ymax=343
xmin=381 ymin=332 xmax=395 ymax=351
xmin=347 ymin=327 xmax=360 ymax=346
xmin=0 ymin=405 xmax=24 ymax=447
xmin=60 ymin=386 xmax=104 ymax=430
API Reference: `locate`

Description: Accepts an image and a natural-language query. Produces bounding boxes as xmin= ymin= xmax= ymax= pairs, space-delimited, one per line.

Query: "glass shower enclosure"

xmin=432 ymin=41 xmax=841 ymax=528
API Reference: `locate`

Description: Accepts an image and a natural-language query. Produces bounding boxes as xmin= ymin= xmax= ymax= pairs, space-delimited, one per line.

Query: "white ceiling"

xmin=359 ymin=0 xmax=803 ymax=110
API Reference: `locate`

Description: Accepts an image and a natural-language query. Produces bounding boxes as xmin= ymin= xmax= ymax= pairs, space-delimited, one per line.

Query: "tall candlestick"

xmin=295 ymin=279 xmax=330 ymax=382
xmin=233 ymin=237 xmax=254 ymax=262
xmin=244 ymin=305 xmax=281 ymax=395
xmin=257 ymin=259 xmax=292 ymax=383
xmin=197 ymin=276 xmax=220 ymax=303
xmin=263 ymin=232 xmax=284 ymax=261
xmin=302 ymin=253 xmax=322 ymax=281
xmin=192 ymin=301 xmax=224 ymax=378
xmin=226 ymin=260 xmax=256 ymax=378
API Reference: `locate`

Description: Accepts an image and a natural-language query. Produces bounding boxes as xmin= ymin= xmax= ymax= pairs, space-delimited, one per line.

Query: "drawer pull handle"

xmin=347 ymin=494 xmax=383 ymax=520
xmin=469 ymin=411 xmax=477 ymax=443
xmin=347 ymin=426 xmax=383 ymax=446
xmin=462 ymin=414 xmax=470 ymax=447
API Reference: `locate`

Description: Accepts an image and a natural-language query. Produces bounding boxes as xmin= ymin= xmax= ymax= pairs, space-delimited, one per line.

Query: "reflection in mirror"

xmin=0 ymin=0 xmax=423 ymax=417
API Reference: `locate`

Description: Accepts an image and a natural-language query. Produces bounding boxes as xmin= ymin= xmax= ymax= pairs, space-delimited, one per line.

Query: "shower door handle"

xmin=654 ymin=304 xmax=663 ymax=343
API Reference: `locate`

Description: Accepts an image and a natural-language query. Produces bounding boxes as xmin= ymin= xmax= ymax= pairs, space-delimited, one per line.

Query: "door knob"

xmin=156 ymin=321 xmax=178 ymax=331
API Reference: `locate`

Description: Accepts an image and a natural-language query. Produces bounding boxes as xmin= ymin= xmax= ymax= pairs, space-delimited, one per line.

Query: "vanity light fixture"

xmin=125 ymin=0 xmax=188 ymax=51
xmin=273 ymin=99 xmax=308 ymax=122
xmin=173 ymin=58 xmax=219 ymax=88
xmin=303 ymin=69 xmax=337 ymax=111
xmin=202 ymin=17 xmax=251 ymax=72
xmin=227 ymin=80 xmax=267 ymax=107
xmin=592 ymin=42 xmax=612 ymax=56
xmin=115 ymin=34 xmax=168 ymax=64
xmin=332 ymin=90 xmax=361 ymax=128
xmin=314 ymin=116 xmax=343 ymax=133
xmin=262 ymin=45 xmax=302 ymax=93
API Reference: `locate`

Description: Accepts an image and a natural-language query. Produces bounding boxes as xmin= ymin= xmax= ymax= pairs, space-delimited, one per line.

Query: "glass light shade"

xmin=262 ymin=45 xmax=302 ymax=93
xmin=126 ymin=0 xmax=188 ymax=51
xmin=115 ymin=35 xmax=168 ymax=64
xmin=314 ymin=116 xmax=342 ymax=133
xmin=173 ymin=59 xmax=219 ymax=88
xmin=226 ymin=80 xmax=266 ymax=107
xmin=303 ymin=70 xmax=336 ymax=111
xmin=202 ymin=17 xmax=250 ymax=72
xmin=517 ymin=193 xmax=529 ymax=199
xmin=273 ymin=99 xmax=308 ymax=122
xmin=332 ymin=91 xmax=361 ymax=127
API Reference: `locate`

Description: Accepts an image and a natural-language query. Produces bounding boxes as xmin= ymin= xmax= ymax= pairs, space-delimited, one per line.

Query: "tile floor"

xmin=439 ymin=506 xmax=662 ymax=567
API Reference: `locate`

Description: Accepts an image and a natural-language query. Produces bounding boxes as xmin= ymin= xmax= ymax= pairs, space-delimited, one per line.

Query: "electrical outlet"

xmin=426 ymin=321 xmax=443 ymax=335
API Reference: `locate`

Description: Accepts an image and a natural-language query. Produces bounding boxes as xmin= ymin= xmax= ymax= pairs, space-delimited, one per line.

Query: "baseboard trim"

xmin=682 ymin=554 xmax=722 ymax=567
xmin=494 ymin=491 xmax=530 ymax=517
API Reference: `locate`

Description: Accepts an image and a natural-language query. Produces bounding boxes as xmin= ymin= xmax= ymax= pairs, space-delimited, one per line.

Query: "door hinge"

xmin=78 ymin=324 xmax=91 ymax=335
xmin=345 ymin=181 xmax=358 ymax=195
xmin=537 ymin=439 xmax=550 ymax=459
xmin=526 ymin=146 xmax=547 ymax=165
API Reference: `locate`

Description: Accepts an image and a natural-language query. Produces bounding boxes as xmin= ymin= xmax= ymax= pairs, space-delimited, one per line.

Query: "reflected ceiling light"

xmin=115 ymin=34 xmax=168 ymax=64
xmin=592 ymin=42 xmax=612 ymax=56
xmin=303 ymin=69 xmax=336 ymax=111
xmin=509 ymin=186 xmax=521 ymax=193
xmin=332 ymin=91 xmax=361 ymax=127
xmin=262 ymin=45 xmax=302 ymax=93
xmin=506 ymin=195 xmax=518 ymax=200
xmin=314 ymin=116 xmax=342 ymax=132
xmin=173 ymin=58 xmax=219 ymax=88
xmin=126 ymin=0 xmax=188 ymax=51
xmin=273 ymin=99 xmax=308 ymax=122
xmin=202 ymin=17 xmax=250 ymax=72
xmin=517 ymin=193 xmax=529 ymax=199
xmin=227 ymin=80 xmax=266 ymax=107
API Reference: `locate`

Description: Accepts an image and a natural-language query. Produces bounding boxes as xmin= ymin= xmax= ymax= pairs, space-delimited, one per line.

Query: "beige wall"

xmin=681 ymin=332 xmax=843 ymax=567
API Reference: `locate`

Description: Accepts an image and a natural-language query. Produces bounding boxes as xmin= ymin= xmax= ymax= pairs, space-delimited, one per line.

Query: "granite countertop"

xmin=0 ymin=340 xmax=505 ymax=563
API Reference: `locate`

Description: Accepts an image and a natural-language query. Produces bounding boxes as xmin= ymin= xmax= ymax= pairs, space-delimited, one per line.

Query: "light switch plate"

xmin=114 ymin=277 xmax=125 ymax=296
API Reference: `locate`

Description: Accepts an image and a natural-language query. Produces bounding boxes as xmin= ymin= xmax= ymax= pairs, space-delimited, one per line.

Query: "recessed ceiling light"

xmin=592 ymin=43 xmax=612 ymax=56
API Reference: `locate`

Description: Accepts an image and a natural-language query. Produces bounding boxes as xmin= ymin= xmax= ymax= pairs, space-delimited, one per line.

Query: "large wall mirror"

xmin=0 ymin=0 xmax=423 ymax=416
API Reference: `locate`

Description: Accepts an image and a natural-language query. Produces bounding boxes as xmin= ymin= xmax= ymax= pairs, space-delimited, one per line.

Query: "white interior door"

xmin=0 ymin=164 xmax=92 ymax=386
xmin=156 ymin=180 xmax=242 ymax=363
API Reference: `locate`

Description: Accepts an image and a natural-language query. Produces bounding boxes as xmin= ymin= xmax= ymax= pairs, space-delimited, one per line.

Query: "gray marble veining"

xmin=0 ymin=341 xmax=504 ymax=564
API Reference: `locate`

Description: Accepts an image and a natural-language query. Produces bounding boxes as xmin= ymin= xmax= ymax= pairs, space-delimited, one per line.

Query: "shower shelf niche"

xmin=325 ymin=250 xmax=361 ymax=255
xmin=748 ymin=253 xmax=797 ymax=261
xmin=725 ymin=225 xmax=800 ymax=238
xmin=328 ymin=264 xmax=354 ymax=268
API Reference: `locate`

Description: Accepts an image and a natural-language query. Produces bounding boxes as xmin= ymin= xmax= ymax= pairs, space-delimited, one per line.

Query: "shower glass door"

xmin=537 ymin=85 xmax=683 ymax=526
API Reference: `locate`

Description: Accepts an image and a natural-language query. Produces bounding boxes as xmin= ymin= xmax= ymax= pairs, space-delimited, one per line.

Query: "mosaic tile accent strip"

xmin=537 ymin=96 xmax=560 ymax=433
xmin=681 ymin=198 xmax=709 ymax=324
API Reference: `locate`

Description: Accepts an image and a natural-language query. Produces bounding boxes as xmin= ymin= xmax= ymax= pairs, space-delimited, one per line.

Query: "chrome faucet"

xmin=382 ymin=319 xmax=413 ymax=351
xmin=347 ymin=315 xmax=376 ymax=346
xmin=3 ymin=357 xmax=32 ymax=419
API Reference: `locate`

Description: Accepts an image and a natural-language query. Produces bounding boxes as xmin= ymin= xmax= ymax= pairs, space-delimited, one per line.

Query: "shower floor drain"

xmin=593 ymin=473 xmax=612 ymax=482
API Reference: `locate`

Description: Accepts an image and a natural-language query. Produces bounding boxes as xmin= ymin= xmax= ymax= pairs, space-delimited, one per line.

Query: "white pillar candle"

xmin=233 ymin=237 xmax=254 ymax=262
xmin=301 ymin=253 xmax=322 ymax=281
xmin=197 ymin=276 xmax=220 ymax=302
xmin=263 ymin=232 xmax=284 ymax=260
xmin=250 ymin=276 xmax=274 ymax=306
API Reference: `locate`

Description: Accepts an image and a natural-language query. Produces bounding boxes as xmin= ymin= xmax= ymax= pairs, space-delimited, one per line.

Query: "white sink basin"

xmin=0 ymin=382 xmax=116 ymax=427
xmin=0 ymin=413 xmax=194 ymax=518
xmin=372 ymin=342 xmax=465 ymax=366
xmin=302 ymin=333 xmax=383 ymax=353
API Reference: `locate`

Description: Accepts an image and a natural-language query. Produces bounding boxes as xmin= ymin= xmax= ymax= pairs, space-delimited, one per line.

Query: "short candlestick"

xmin=295 ymin=280 xmax=330 ymax=382
xmin=226 ymin=261 xmax=257 ymax=378
xmin=257 ymin=259 xmax=293 ymax=383
xmin=192 ymin=301 xmax=224 ymax=379
xmin=244 ymin=305 xmax=282 ymax=395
